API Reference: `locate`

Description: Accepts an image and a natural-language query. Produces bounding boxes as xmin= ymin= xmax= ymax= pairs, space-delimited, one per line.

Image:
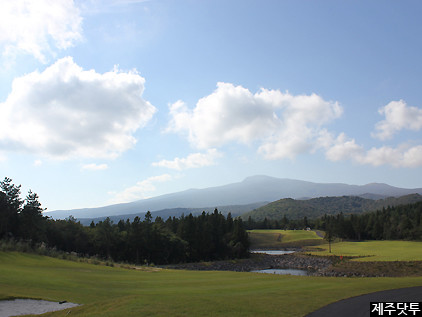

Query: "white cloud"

xmin=319 ymin=99 xmax=422 ymax=168
xmin=82 ymin=163 xmax=109 ymax=171
xmin=106 ymin=0 xmax=150 ymax=6
xmin=323 ymin=133 xmax=422 ymax=168
xmin=108 ymin=174 xmax=173 ymax=204
xmin=33 ymin=159 xmax=43 ymax=167
xmin=372 ymin=100 xmax=422 ymax=140
xmin=324 ymin=133 xmax=364 ymax=162
xmin=0 ymin=0 xmax=82 ymax=62
xmin=0 ymin=57 xmax=156 ymax=159
xmin=167 ymin=82 xmax=342 ymax=159
xmin=359 ymin=145 xmax=422 ymax=168
xmin=167 ymin=83 xmax=422 ymax=168
xmin=81 ymin=0 xmax=149 ymax=13
xmin=152 ymin=149 xmax=222 ymax=170
xmin=167 ymin=84 xmax=279 ymax=148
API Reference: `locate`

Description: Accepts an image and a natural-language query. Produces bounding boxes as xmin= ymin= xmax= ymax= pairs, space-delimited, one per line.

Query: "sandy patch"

xmin=0 ymin=299 xmax=80 ymax=316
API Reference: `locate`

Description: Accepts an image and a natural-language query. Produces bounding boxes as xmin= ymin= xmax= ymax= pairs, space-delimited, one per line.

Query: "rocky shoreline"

xmin=161 ymin=251 xmax=422 ymax=277
xmin=162 ymin=252 xmax=333 ymax=275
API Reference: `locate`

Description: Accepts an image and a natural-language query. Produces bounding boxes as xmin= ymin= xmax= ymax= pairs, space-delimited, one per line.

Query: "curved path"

xmin=306 ymin=286 xmax=422 ymax=317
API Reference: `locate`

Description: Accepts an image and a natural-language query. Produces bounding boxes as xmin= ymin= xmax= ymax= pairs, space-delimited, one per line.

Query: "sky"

xmin=1 ymin=0 xmax=422 ymax=212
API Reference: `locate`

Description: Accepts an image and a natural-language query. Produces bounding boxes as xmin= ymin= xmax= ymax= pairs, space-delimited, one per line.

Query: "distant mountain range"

xmin=46 ymin=175 xmax=422 ymax=220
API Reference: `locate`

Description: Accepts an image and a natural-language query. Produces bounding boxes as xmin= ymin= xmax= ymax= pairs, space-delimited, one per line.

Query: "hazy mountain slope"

xmin=46 ymin=175 xmax=422 ymax=219
xmin=242 ymin=193 xmax=422 ymax=221
xmin=77 ymin=202 xmax=268 ymax=226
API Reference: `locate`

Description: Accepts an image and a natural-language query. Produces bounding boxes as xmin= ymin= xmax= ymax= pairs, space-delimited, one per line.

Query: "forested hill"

xmin=242 ymin=194 xmax=422 ymax=221
xmin=316 ymin=201 xmax=422 ymax=241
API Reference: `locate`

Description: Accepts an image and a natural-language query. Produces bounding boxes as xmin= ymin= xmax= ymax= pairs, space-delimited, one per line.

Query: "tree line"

xmin=315 ymin=202 xmax=422 ymax=241
xmin=0 ymin=177 xmax=249 ymax=264
xmin=245 ymin=214 xmax=310 ymax=230
xmin=246 ymin=201 xmax=422 ymax=241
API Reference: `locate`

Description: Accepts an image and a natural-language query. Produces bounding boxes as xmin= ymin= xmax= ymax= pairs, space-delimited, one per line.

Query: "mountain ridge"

xmin=46 ymin=175 xmax=422 ymax=219
xmin=76 ymin=202 xmax=269 ymax=226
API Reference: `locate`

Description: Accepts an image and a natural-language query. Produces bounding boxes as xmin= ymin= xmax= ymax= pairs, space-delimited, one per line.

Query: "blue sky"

xmin=1 ymin=0 xmax=422 ymax=212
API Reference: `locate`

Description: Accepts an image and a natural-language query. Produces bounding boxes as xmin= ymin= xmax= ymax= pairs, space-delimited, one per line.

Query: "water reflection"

xmin=251 ymin=268 xmax=308 ymax=276
xmin=250 ymin=250 xmax=295 ymax=255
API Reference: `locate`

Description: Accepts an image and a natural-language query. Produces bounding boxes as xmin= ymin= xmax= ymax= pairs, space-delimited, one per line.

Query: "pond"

xmin=250 ymin=250 xmax=296 ymax=255
xmin=0 ymin=299 xmax=80 ymax=316
xmin=251 ymin=268 xmax=309 ymax=276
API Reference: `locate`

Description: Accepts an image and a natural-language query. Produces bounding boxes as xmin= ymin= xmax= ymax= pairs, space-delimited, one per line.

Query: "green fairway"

xmin=307 ymin=240 xmax=422 ymax=261
xmin=1 ymin=252 xmax=422 ymax=316
xmin=248 ymin=229 xmax=324 ymax=249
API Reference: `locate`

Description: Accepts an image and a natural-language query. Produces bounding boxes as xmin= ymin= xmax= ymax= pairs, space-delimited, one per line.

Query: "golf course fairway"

xmin=1 ymin=252 xmax=422 ymax=316
xmin=248 ymin=229 xmax=324 ymax=249
xmin=306 ymin=240 xmax=422 ymax=261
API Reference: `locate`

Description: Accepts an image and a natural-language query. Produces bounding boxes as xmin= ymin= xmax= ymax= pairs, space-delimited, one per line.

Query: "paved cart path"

xmin=306 ymin=286 xmax=422 ymax=317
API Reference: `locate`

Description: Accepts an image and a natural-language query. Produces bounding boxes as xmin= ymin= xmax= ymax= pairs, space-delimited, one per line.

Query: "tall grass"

xmin=0 ymin=239 xmax=116 ymax=266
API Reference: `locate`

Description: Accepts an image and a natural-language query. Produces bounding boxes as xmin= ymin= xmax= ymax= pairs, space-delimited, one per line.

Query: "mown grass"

xmin=248 ymin=229 xmax=324 ymax=249
xmin=328 ymin=260 xmax=422 ymax=277
xmin=306 ymin=240 xmax=422 ymax=261
xmin=1 ymin=252 xmax=422 ymax=316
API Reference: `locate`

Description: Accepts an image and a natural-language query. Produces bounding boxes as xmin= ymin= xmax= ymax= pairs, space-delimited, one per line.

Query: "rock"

xmin=161 ymin=253 xmax=334 ymax=274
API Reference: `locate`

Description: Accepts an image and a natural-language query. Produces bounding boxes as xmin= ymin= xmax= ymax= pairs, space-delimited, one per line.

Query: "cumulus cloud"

xmin=167 ymin=84 xmax=279 ymax=148
xmin=372 ymin=100 xmax=422 ymax=140
xmin=324 ymin=133 xmax=364 ymax=162
xmin=359 ymin=145 xmax=422 ymax=168
xmin=167 ymin=82 xmax=342 ymax=159
xmin=323 ymin=133 xmax=422 ymax=168
xmin=0 ymin=57 xmax=156 ymax=159
xmin=167 ymin=83 xmax=422 ymax=168
xmin=82 ymin=163 xmax=109 ymax=171
xmin=152 ymin=149 xmax=222 ymax=170
xmin=0 ymin=0 xmax=82 ymax=62
xmin=319 ymin=99 xmax=422 ymax=167
xmin=108 ymin=174 xmax=173 ymax=204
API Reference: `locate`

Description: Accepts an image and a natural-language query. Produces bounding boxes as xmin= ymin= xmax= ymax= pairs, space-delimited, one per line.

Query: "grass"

xmin=306 ymin=240 xmax=422 ymax=261
xmin=248 ymin=229 xmax=324 ymax=249
xmin=1 ymin=252 xmax=422 ymax=316
xmin=327 ymin=260 xmax=422 ymax=277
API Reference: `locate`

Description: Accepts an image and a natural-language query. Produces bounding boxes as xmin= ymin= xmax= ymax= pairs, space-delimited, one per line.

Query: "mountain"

xmin=46 ymin=175 xmax=422 ymax=219
xmin=242 ymin=193 xmax=422 ymax=221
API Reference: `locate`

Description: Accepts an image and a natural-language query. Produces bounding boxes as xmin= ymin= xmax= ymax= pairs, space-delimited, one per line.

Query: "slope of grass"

xmin=306 ymin=240 xmax=422 ymax=261
xmin=1 ymin=252 xmax=422 ymax=316
xmin=248 ymin=229 xmax=324 ymax=249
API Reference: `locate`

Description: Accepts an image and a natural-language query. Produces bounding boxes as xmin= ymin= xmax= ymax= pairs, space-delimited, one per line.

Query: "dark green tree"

xmin=19 ymin=190 xmax=46 ymax=243
xmin=0 ymin=177 xmax=23 ymax=211
xmin=324 ymin=224 xmax=335 ymax=253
